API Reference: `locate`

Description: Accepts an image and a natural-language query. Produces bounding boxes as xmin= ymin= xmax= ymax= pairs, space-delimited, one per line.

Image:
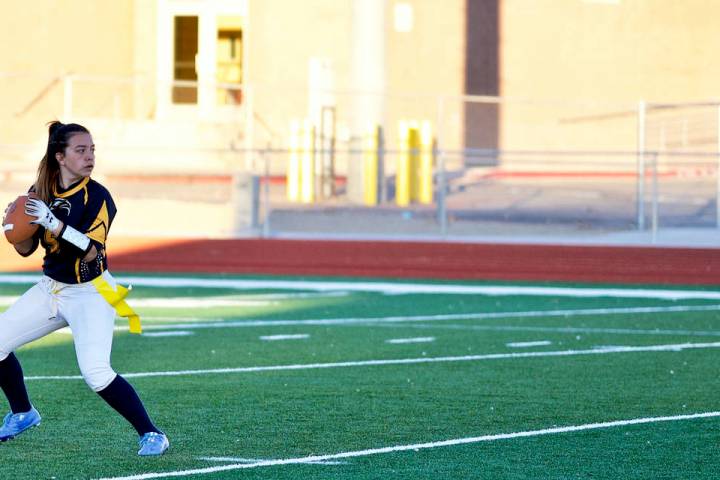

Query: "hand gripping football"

xmin=3 ymin=194 xmax=40 ymax=245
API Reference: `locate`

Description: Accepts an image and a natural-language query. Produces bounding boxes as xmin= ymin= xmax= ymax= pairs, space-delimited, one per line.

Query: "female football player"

xmin=0 ymin=122 xmax=169 ymax=456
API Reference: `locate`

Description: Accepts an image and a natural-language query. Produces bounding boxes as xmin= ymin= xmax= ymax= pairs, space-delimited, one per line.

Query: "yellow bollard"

xmin=418 ymin=121 xmax=433 ymax=204
xmin=287 ymin=119 xmax=301 ymax=202
xmin=287 ymin=119 xmax=316 ymax=203
xmin=363 ymin=125 xmax=381 ymax=206
xmin=407 ymin=123 xmax=420 ymax=202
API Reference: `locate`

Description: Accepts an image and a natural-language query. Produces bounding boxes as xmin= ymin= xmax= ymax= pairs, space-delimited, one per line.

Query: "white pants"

xmin=0 ymin=271 xmax=118 ymax=392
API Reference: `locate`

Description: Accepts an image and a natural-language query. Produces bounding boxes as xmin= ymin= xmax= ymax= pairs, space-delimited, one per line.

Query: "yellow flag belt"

xmin=91 ymin=276 xmax=142 ymax=334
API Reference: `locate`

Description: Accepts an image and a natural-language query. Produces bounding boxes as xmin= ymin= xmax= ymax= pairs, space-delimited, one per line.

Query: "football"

xmin=3 ymin=194 xmax=39 ymax=245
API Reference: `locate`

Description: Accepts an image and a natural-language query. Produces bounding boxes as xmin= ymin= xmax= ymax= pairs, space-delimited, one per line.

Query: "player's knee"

xmin=0 ymin=339 xmax=16 ymax=361
xmin=0 ymin=336 xmax=11 ymax=363
xmin=0 ymin=315 xmax=11 ymax=361
xmin=80 ymin=364 xmax=116 ymax=392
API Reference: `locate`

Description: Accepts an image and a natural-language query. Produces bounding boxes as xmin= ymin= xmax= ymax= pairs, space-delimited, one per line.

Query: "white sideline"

xmin=95 ymin=411 xmax=720 ymax=480
xmin=24 ymin=341 xmax=720 ymax=381
xmin=1 ymin=273 xmax=720 ymax=299
xmin=115 ymin=277 xmax=720 ymax=300
xmin=131 ymin=304 xmax=720 ymax=332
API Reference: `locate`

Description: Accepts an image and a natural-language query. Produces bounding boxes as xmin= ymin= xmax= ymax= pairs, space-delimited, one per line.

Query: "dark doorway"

xmin=173 ymin=16 xmax=198 ymax=104
xmin=464 ymin=0 xmax=499 ymax=165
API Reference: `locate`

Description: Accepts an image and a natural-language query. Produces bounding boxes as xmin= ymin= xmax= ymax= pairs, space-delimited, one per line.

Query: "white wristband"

xmin=61 ymin=225 xmax=91 ymax=252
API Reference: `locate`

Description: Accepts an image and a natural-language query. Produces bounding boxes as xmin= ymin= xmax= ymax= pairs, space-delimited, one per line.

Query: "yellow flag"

xmin=91 ymin=276 xmax=142 ymax=334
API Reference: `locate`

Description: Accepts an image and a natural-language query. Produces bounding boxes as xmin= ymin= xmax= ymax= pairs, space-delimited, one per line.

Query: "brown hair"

xmin=34 ymin=121 xmax=90 ymax=202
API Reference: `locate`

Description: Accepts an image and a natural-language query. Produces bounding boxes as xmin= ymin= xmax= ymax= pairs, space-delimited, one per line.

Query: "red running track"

xmin=107 ymin=238 xmax=720 ymax=285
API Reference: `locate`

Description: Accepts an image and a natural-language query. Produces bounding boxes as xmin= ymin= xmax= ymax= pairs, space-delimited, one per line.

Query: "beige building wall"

xmin=246 ymin=0 xmax=352 ymax=149
xmin=247 ymin=0 xmax=466 ymax=146
xmin=1 ymin=0 xmax=719 ymax=173
xmin=499 ymin=0 xmax=720 ymax=152
xmin=132 ymin=0 xmax=159 ymax=120
xmin=385 ymin=0 xmax=466 ymax=154
xmin=0 ymin=0 xmax=140 ymax=146
xmin=247 ymin=0 xmax=466 ymax=174
xmin=0 ymin=1 xmax=135 ymax=74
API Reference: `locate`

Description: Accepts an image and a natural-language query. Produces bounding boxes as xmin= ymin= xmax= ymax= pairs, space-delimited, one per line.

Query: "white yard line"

xmin=95 ymin=411 xmax=720 ymax=480
xmin=125 ymin=298 xmax=275 ymax=308
xmin=506 ymin=341 xmax=552 ymax=348
xmin=197 ymin=457 xmax=265 ymax=463
xmin=259 ymin=334 xmax=310 ymax=341
xmin=0 ymin=296 xmax=271 ymax=309
xmin=246 ymin=292 xmax=350 ymax=300
xmin=25 ymin=341 xmax=720 ymax=381
xmin=386 ymin=337 xmax=436 ymax=344
xmin=368 ymin=322 xmax=720 ymax=338
xmin=141 ymin=331 xmax=195 ymax=338
xmin=123 ymin=304 xmax=720 ymax=333
xmin=1 ymin=274 xmax=720 ymax=300
xmin=0 ymin=292 xmax=349 ymax=308
xmin=143 ymin=305 xmax=720 ymax=323
xmin=197 ymin=456 xmax=345 ymax=465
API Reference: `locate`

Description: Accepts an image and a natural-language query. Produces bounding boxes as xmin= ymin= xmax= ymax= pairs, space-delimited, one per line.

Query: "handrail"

xmin=13 ymin=74 xmax=64 ymax=118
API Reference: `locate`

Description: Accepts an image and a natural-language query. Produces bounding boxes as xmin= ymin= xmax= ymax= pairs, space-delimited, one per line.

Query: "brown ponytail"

xmin=34 ymin=121 xmax=89 ymax=202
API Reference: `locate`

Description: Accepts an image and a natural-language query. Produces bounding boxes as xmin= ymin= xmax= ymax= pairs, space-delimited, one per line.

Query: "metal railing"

xmin=1 ymin=146 xmax=718 ymax=244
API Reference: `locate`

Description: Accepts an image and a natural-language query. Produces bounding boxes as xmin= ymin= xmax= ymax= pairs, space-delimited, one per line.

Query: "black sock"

xmin=97 ymin=375 xmax=160 ymax=436
xmin=0 ymin=353 xmax=32 ymax=414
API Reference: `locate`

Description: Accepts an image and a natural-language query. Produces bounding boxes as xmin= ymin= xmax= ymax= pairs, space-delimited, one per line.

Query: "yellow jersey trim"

xmin=53 ymin=177 xmax=90 ymax=198
xmin=86 ymin=200 xmax=109 ymax=246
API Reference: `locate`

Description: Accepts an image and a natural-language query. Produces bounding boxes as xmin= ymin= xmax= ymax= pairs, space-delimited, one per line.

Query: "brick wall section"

xmin=107 ymin=238 xmax=720 ymax=285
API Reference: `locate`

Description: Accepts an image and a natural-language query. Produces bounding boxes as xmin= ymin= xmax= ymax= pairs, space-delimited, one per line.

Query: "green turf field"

xmin=0 ymin=273 xmax=719 ymax=479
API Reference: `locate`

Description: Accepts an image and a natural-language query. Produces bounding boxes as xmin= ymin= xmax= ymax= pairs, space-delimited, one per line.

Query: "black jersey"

xmin=28 ymin=177 xmax=116 ymax=284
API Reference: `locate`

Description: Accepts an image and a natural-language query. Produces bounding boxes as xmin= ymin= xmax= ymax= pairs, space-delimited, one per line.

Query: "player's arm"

xmin=24 ymin=198 xmax=96 ymax=261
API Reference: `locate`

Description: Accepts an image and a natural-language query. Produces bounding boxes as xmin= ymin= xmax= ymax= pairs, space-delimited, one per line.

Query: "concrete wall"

xmin=246 ymin=0 xmax=467 ymax=180
xmin=1 ymin=0 xmax=719 ymax=171
xmin=0 ymin=0 xmax=139 ymax=146
xmin=246 ymin=0 xmax=352 ymax=149
xmin=498 ymin=0 xmax=720 ymax=152
xmin=385 ymin=0 xmax=466 ymax=151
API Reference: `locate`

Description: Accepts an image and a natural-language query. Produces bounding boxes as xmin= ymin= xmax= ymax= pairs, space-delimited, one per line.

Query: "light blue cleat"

xmin=138 ymin=432 xmax=169 ymax=456
xmin=0 ymin=407 xmax=41 ymax=442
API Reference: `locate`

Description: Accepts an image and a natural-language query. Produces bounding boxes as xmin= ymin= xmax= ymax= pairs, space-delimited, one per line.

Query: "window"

xmin=173 ymin=16 xmax=198 ymax=104
xmin=216 ymin=16 xmax=243 ymax=105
